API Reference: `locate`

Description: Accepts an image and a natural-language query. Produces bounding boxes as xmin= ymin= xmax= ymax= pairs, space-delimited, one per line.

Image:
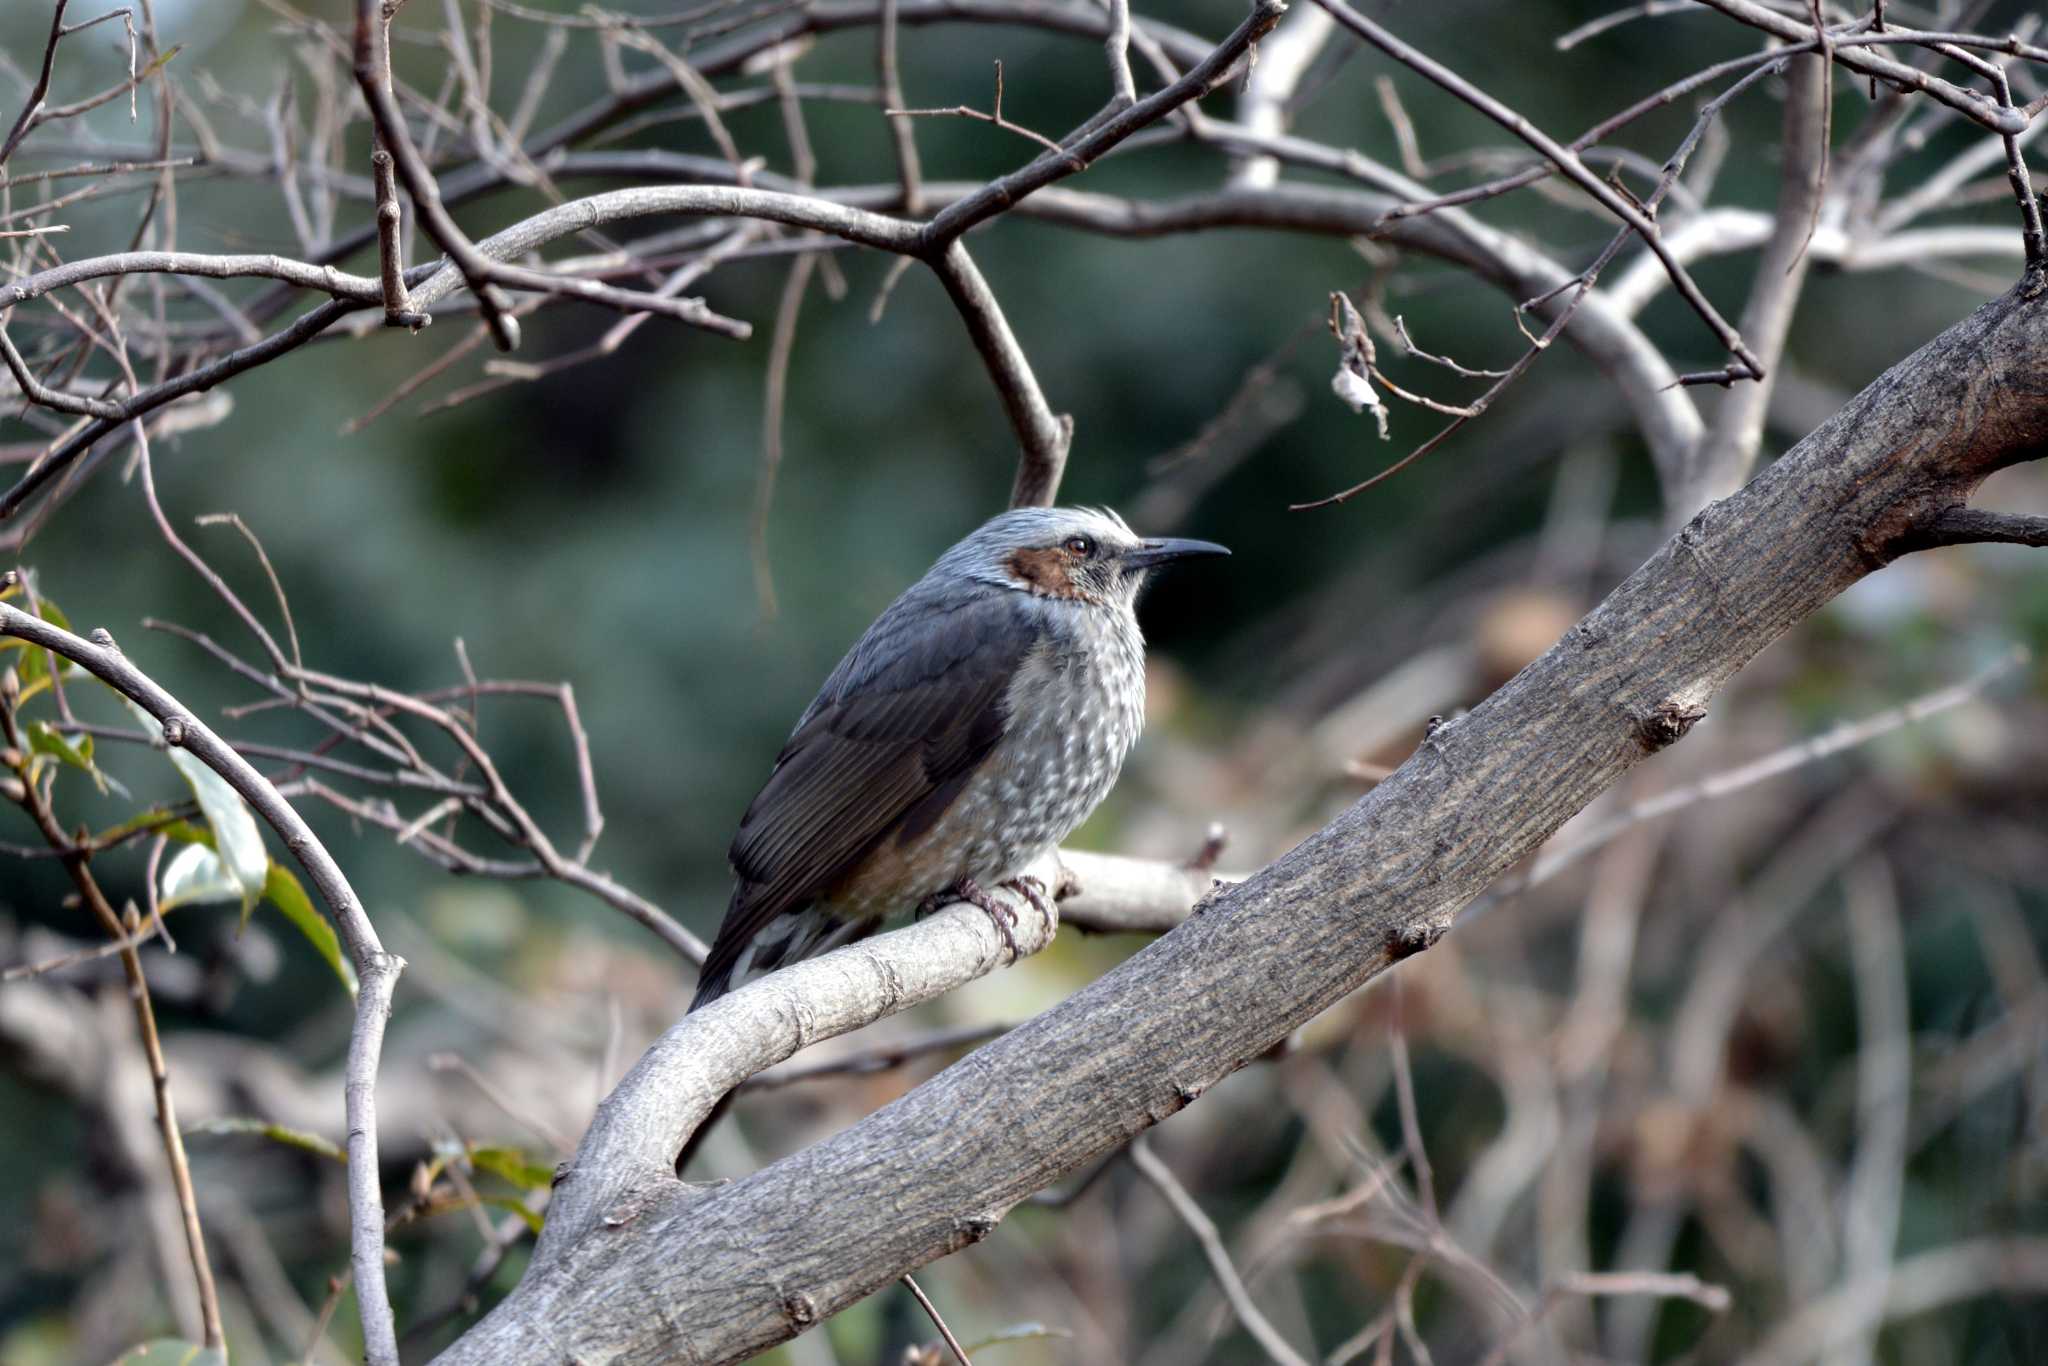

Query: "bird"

xmin=689 ymin=505 xmax=1228 ymax=1011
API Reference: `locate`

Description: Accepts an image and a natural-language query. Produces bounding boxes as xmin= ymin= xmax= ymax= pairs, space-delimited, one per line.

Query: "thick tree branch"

xmin=1055 ymin=848 xmax=1238 ymax=933
xmin=437 ymin=263 xmax=2048 ymax=1366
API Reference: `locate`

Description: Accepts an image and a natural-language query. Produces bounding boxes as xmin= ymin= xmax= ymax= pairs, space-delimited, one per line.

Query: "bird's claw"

xmin=954 ymin=875 xmax=1021 ymax=963
xmin=1001 ymin=874 xmax=1054 ymax=921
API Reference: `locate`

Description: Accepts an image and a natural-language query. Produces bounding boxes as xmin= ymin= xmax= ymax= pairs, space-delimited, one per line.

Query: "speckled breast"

xmin=828 ymin=607 xmax=1146 ymax=918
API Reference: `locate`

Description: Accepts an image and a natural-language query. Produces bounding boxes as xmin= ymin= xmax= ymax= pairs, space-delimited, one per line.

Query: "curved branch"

xmin=0 ymin=251 xmax=381 ymax=313
xmin=1608 ymin=213 xmax=2026 ymax=320
xmin=543 ymin=872 xmax=1060 ymax=1238
xmin=0 ymin=593 xmax=405 ymax=1366
xmin=0 ymin=300 xmax=357 ymax=524
xmin=930 ymin=242 xmax=1072 ymax=507
xmin=437 ymin=257 xmax=2048 ymax=1366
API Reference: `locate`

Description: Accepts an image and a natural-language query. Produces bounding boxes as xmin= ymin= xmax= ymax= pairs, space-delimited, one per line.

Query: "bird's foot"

xmin=1001 ymin=874 xmax=1054 ymax=922
xmin=952 ymin=875 xmax=1021 ymax=963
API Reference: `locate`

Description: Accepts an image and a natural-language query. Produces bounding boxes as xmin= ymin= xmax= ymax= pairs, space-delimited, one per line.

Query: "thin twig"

xmin=1311 ymin=0 xmax=1761 ymax=381
xmin=1515 ymin=646 xmax=2028 ymax=892
xmin=887 ymin=61 xmax=1075 ymax=159
xmin=353 ymin=0 xmax=518 ymax=349
xmin=902 ymin=1274 xmax=974 ymax=1366
xmin=753 ymin=250 xmax=816 ymax=619
xmin=0 ymin=0 xmax=73 ymax=170
xmin=1 ymin=689 xmax=223 ymax=1348
xmin=1128 ymin=1137 xmax=1312 ymax=1366
xmin=877 ymin=0 xmax=924 ymax=212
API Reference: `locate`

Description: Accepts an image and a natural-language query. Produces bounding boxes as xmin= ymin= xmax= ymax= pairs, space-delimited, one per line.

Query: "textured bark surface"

xmin=436 ymin=282 xmax=2048 ymax=1365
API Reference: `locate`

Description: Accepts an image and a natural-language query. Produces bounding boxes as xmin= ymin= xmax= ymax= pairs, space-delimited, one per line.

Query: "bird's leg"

xmin=950 ymin=875 xmax=1021 ymax=962
xmin=1000 ymin=874 xmax=1054 ymax=922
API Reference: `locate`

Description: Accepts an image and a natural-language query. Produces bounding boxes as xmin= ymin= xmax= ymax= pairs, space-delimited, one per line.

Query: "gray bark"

xmin=436 ymin=279 xmax=2048 ymax=1365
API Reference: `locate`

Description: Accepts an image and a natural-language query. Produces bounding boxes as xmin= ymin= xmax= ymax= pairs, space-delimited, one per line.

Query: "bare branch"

xmin=1233 ymin=3 xmax=1335 ymax=189
xmin=1745 ymin=1238 xmax=2048 ymax=1366
xmin=930 ymin=241 xmax=1072 ymax=508
xmin=1688 ymin=52 xmax=1830 ymax=506
xmin=876 ymin=0 xmax=924 ymax=212
xmin=352 ymin=0 xmax=520 ymax=350
xmin=0 ymin=591 xmax=406 ymax=1366
xmin=0 ymin=0 xmax=72 ymax=169
xmin=1129 ymin=1137 xmax=1312 ymax=1366
xmin=1311 ymin=0 xmax=1762 ymax=382
xmin=1101 ymin=0 xmax=1138 ymax=108
xmin=1894 ymin=506 xmax=2048 ymax=551
xmin=0 ymin=703 xmax=222 ymax=1349
xmin=922 ymin=0 xmax=1288 ymax=249
xmin=887 ymin=61 xmax=1074 ymax=158
xmin=1693 ymin=0 xmax=2032 ymax=133
xmin=901 ymin=1274 xmax=973 ymax=1366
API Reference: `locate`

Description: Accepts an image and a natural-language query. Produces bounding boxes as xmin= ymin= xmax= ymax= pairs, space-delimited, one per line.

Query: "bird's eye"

xmin=1063 ymin=535 xmax=1096 ymax=557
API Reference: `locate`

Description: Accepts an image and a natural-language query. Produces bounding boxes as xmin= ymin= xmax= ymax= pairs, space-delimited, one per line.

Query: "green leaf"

xmin=468 ymin=1145 xmax=554 ymax=1192
xmin=262 ymin=861 xmax=357 ymax=998
xmin=90 ymin=807 xmax=196 ymax=848
xmin=37 ymin=597 xmax=72 ymax=632
xmin=106 ymin=1340 xmax=228 ymax=1366
xmin=126 ymin=825 xmax=354 ymax=997
xmin=122 ymin=700 xmax=266 ymax=916
xmin=16 ymin=639 xmax=46 ymax=690
xmin=158 ymin=843 xmax=248 ymax=911
xmin=28 ymin=722 xmax=126 ymax=797
xmin=154 ymin=818 xmax=217 ymax=848
xmin=186 ymin=1115 xmax=345 ymax=1164
xmin=475 ymin=1194 xmax=545 ymax=1234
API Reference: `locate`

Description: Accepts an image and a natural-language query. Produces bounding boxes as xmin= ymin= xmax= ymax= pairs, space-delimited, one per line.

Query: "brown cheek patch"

xmin=1007 ymin=547 xmax=1076 ymax=597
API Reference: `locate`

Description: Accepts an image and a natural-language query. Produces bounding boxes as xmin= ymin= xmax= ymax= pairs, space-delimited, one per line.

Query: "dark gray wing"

xmin=693 ymin=587 xmax=1040 ymax=1005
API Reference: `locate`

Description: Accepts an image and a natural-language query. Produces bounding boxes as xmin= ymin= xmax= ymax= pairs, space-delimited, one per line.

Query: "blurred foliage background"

xmin=1 ymin=0 xmax=2045 ymax=1362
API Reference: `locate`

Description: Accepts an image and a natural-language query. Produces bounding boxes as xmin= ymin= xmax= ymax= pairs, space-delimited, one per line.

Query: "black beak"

xmin=1120 ymin=537 xmax=1231 ymax=572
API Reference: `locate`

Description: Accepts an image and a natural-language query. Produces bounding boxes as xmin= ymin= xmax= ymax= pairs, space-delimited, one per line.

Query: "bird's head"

xmin=941 ymin=506 xmax=1229 ymax=609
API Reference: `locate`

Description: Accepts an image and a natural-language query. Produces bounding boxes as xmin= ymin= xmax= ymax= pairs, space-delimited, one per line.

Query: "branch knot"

xmin=1635 ymin=697 xmax=1708 ymax=752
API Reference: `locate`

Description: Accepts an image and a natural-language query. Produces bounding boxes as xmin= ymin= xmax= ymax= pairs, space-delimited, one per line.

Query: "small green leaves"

xmin=185 ymin=1116 xmax=346 ymax=1164
xmin=468 ymin=1145 xmax=554 ymax=1192
xmin=24 ymin=720 xmax=124 ymax=796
